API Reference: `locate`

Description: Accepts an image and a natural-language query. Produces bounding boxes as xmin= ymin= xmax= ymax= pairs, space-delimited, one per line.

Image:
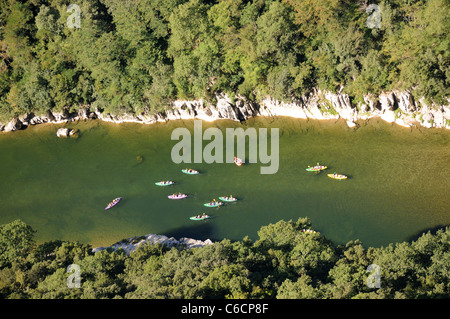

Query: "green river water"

xmin=0 ymin=117 xmax=449 ymax=248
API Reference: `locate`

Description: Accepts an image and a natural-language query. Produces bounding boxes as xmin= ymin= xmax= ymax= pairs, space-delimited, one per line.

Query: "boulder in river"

xmin=57 ymin=128 xmax=79 ymax=138
xmin=57 ymin=128 xmax=70 ymax=137
xmin=69 ymin=128 xmax=79 ymax=138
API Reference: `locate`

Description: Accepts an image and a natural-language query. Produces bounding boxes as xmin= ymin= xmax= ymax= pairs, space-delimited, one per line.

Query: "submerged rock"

xmin=136 ymin=155 xmax=144 ymax=164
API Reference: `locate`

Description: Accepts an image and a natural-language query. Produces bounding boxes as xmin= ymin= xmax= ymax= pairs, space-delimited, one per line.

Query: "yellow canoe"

xmin=327 ymin=173 xmax=347 ymax=180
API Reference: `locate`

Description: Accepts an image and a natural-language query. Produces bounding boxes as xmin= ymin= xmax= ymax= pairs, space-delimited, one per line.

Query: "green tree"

xmin=282 ymin=0 xmax=340 ymax=38
xmin=276 ymin=275 xmax=322 ymax=298
xmin=324 ymin=240 xmax=374 ymax=298
xmin=255 ymin=1 xmax=303 ymax=100
xmin=381 ymin=0 xmax=449 ymax=104
xmin=255 ymin=217 xmax=312 ymax=248
xmin=0 ymin=219 xmax=35 ymax=268
xmin=289 ymin=232 xmax=337 ymax=279
xmin=77 ymin=249 xmax=127 ymax=298
xmin=1 ymin=1 xmax=35 ymax=67
xmin=168 ymin=0 xmax=219 ymax=100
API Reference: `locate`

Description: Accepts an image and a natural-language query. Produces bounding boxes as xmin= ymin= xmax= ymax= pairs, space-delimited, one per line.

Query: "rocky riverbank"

xmin=1 ymin=89 xmax=449 ymax=132
xmin=92 ymin=234 xmax=213 ymax=255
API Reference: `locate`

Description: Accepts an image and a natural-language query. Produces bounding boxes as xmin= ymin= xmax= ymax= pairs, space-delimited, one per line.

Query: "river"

xmin=0 ymin=117 xmax=448 ymax=248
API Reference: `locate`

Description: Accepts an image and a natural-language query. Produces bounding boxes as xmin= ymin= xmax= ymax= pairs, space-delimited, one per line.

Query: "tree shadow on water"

xmin=165 ymin=220 xmax=219 ymax=242
xmin=406 ymin=224 xmax=449 ymax=243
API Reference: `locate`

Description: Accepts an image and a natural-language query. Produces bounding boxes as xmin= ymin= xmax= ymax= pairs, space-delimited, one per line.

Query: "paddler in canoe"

xmin=155 ymin=180 xmax=174 ymax=186
xmin=168 ymin=192 xmax=187 ymax=199
xmin=191 ymin=213 xmax=210 ymax=220
xmin=105 ymin=197 xmax=122 ymax=210
xmin=182 ymin=168 xmax=199 ymax=174
xmin=306 ymin=163 xmax=327 ymax=174
xmin=204 ymin=199 xmax=223 ymax=207
xmin=328 ymin=172 xmax=348 ymax=180
xmin=219 ymin=195 xmax=237 ymax=202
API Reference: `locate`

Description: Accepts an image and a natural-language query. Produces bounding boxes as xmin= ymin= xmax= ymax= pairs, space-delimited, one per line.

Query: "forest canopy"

xmin=0 ymin=218 xmax=449 ymax=299
xmin=0 ymin=0 xmax=448 ymax=120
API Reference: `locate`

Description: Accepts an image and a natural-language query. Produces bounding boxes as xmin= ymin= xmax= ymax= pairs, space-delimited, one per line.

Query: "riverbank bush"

xmin=0 ymin=218 xmax=449 ymax=299
xmin=0 ymin=0 xmax=448 ymax=121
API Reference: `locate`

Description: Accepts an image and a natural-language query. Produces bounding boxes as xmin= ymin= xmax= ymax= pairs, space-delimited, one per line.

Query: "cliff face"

xmin=1 ymin=89 xmax=449 ymax=132
xmin=92 ymin=234 xmax=213 ymax=255
xmin=256 ymin=89 xmax=449 ymax=129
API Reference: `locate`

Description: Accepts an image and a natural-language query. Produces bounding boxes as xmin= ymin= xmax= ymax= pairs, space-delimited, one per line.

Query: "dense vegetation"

xmin=0 ymin=0 xmax=448 ymax=122
xmin=1 ymin=218 xmax=449 ymax=299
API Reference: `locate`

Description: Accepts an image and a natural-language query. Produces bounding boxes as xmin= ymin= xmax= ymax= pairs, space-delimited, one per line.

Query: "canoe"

xmin=105 ymin=197 xmax=122 ymax=210
xmin=155 ymin=181 xmax=174 ymax=186
xmin=182 ymin=169 xmax=199 ymax=175
xmin=234 ymin=157 xmax=243 ymax=166
xmin=168 ymin=194 xmax=187 ymax=199
xmin=306 ymin=165 xmax=327 ymax=171
xmin=219 ymin=196 xmax=237 ymax=202
xmin=204 ymin=201 xmax=223 ymax=207
xmin=327 ymin=173 xmax=347 ymax=180
xmin=190 ymin=215 xmax=210 ymax=221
